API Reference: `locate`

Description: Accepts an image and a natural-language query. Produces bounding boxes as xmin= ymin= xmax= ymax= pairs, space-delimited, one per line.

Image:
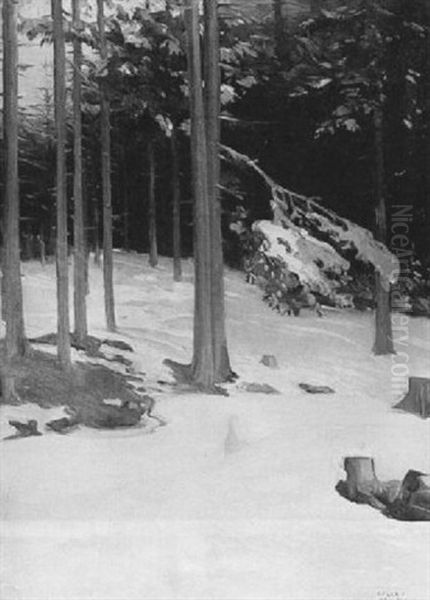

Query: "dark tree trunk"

xmin=1 ymin=245 xmax=5 ymax=321
xmin=373 ymin=106 xmax=394 ymax=355
xmin=186 ymin=0 xmax=215 ymax=388
xmin=93 ymin=202 xmax=101 ymax=266
xmin=72 ymin=0 xmax=88 ymax=344
xmin=1 ymin=0 xmax=27 ymax=400
xmin=52 ymin=0 xmax=71 ymax=369
xmin=147 ymin=140 xmax=158 ymax=268
xmin=273 ymin=0 xmax=287 ymax=61
xmin=310 ymin=0 xmax=321 ymax=16
xmin=171 ymin=129 xmax=182 ymax=282
xmin=121 ymin=146 xmax=130 ymax=252
xmin=39 ymin=231 xmax=46 ymax=266
xmin=1 ymin=220 xmax=5 ymax=321
xmin=203 ymin=0 xmax=233 ymax=382
xmin=97 ymin=0 xmax=116 ymax=332
xmin=425 ymin=1 xmax=430 ymax=250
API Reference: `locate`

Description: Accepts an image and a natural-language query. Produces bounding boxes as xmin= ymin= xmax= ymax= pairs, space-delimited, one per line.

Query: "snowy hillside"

xmin=1 ymin=253 xmax=429 ymax=600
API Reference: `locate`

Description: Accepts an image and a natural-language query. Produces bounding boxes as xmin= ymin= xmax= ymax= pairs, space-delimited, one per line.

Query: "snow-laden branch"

xmin=220 ymin=144 xmax=399 ymax=292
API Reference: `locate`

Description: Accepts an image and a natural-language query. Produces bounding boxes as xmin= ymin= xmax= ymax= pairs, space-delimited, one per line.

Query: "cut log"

xmin=394 ymin=377 xmax=430 ymax=418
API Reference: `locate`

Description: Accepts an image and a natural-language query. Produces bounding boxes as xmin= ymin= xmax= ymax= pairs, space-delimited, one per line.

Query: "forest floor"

xmin=0 ymin=252 xmax=429 ymax=600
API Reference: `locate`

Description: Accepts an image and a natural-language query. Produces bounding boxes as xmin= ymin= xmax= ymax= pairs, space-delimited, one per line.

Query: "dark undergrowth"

xmin=0 ymin=341 xmax=147 ymax=410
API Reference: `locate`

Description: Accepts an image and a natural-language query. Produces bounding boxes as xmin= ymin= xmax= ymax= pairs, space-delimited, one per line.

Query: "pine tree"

xmin=203 ymin=0 xmax=232 ymax=381
xmin=52 ymin=0 xmax=71 ymax=368
xmin=72 ymin=0 xmax=88 ymax=344
xmin=173 ymin=0 xmax=234 ymax=389
xmin=1 ymin=0 xmax=27 ymax=401
xmin=171 ymin=128 xmax=182 ymax=282
xmin=186 ymin=0 xmax=215 ymax=388
xmin=372 ymin=104 xmax=395 ymax=355
xmin=97 ymin=0 xmax=116 ymax=331
xmin=147 ymin=140 xmax=158 ymax=268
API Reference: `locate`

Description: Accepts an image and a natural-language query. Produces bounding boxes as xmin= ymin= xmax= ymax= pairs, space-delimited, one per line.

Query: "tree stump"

xmin=337 ymin=458 xmax=430 ymax=521
xmin=394 ymin=377 xmax=430 ymax=418
xmin=336 ymin=456 xmax=384 ymax=508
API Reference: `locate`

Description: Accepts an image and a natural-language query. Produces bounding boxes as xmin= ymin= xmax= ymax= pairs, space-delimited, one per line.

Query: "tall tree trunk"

xmin=310 ymin=0 xmax=321 ymax=16
xmin=186 ymin=0 xmax=215 ymax=388
xmin=1 ymin=0 xmax=27 ymax=400
xmin=373 ymin=106 xmax=395 ymax=355
xmin=273 ymin=0 xmax=287 ymax=61
xmin=203 ymin=0 xmax=232 ymax=382
xmin=425 ymin=1 xmax=430 ymax=255
xmin=93 ymin=202 xmax=101 ymax=265
xmin=121 ymin=145 xmax=130 ymax=252
xmin=171 ymin=129 xmax=182 ymax=282
xmin=52 ymin=0 xmax=71 ymax=368
xmin=72 ymin=0 xmax=88 ymax=344
xmin=1 ymin=221 xmax=5 ymax=321
xmin=97 ymin=0 xmax=116 ymax=331
xmin=147 ymin=140 xmax=158 ymax=268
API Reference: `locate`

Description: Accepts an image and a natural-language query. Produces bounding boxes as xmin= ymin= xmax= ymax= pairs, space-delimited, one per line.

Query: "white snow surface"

xmin=1 ymin=253 xmax=429 ymax=600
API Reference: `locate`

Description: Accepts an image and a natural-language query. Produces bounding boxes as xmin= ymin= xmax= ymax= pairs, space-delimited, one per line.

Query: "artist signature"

xmin=376 ymin=591 xmax=407 ymax=600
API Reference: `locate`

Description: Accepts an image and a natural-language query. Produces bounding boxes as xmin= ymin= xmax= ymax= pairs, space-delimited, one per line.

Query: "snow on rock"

xmin=254 ymin=219 xmax=350 ymax=297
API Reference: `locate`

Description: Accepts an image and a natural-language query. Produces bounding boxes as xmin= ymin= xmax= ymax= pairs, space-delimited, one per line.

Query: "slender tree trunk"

xmin=121 ymin=145 xmax=130 ymax=252
xmin=310 ymin=0 xmax=321 ymax=16
xmin=1 ymin=0 xmax=27 ymax=400
xmin=203 ymin=0 xmax=232 ymax=382
xmin=93 ymin=202 xmax=101 ymax=265
xmin=52 ymin=0 xmax=71 ymax=368
xmin=273 ymin=0 xmax=287 ymax=61
xmin=39 ymin=231 xmax=46 ymax=266
xmin=425 ymin=1 xmax=430 ymax=252
xmin=147 ymin=140 xmax=158 ymax=268
xmin=171 ymin=129 xmax=182 ymax=282
xmin=373 ymin=106 xmax=395 ymax=355
xmin=72 ymin=0 xmax=87 ymax=344
xmin=186 ymin=0 xmax=215 ymax=388
xmin=1 ymin=220 xmax=5 ymax=320
xmin=97 ymin=0 xmax=116 ymax=331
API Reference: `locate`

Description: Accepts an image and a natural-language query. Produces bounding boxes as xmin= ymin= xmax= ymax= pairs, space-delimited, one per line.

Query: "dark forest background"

xmin=0 ymin=0 xmax=429 ymax=268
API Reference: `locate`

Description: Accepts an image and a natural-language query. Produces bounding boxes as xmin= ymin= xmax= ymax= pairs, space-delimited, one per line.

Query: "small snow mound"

xmin=224 ymin=415 xmax=244 ymax=455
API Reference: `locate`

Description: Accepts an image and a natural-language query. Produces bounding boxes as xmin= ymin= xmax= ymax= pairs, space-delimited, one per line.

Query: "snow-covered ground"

xmin=1 ymin=253 xmax=429 ymax=600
